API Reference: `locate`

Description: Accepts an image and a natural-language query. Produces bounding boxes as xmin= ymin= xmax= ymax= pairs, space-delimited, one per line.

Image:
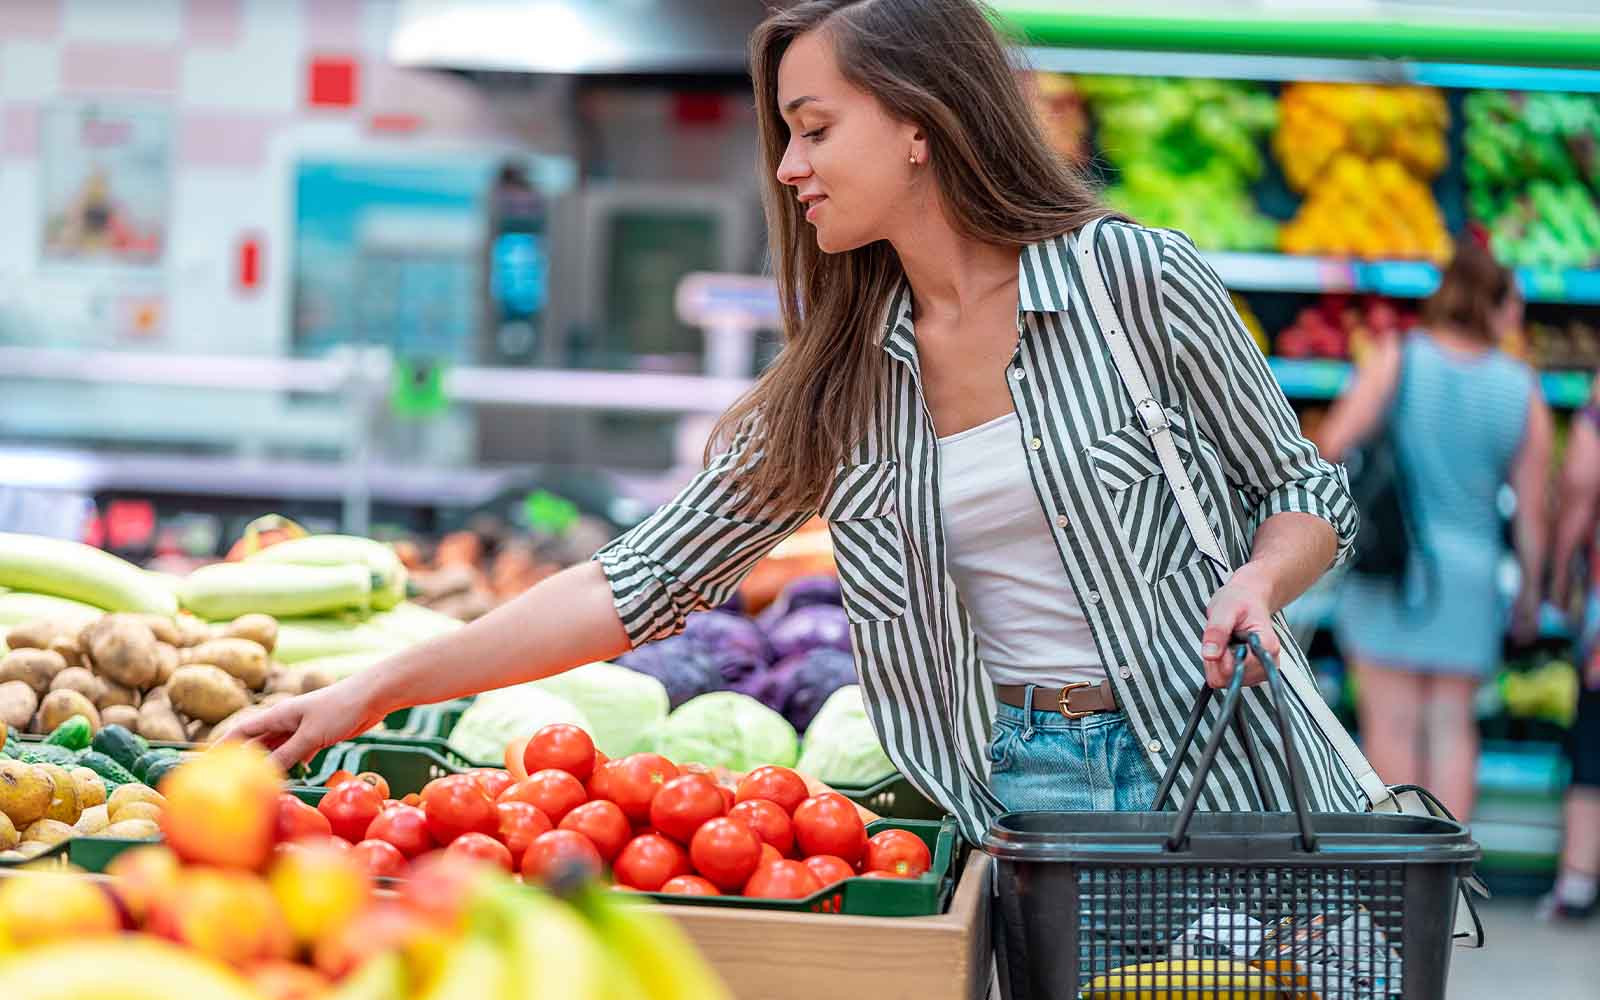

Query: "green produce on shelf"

xmin=1072 ymin=75 xmax=1279 ymax=251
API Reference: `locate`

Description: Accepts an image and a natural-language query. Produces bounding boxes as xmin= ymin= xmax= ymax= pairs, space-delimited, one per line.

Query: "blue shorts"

xmin=987 ymin=685 xmax=1164 ymax=813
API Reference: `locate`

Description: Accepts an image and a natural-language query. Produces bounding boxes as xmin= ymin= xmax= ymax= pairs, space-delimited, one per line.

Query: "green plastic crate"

xmin=0 ymin=835 xmax=158 ymax=871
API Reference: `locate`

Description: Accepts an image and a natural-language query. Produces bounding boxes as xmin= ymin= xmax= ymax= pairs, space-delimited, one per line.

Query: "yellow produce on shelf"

xmin=1279 ymin=155 xmax=1452 ymax=262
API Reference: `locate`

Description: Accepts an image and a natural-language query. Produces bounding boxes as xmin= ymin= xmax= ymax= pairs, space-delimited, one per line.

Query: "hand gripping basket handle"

xmin=1151 ymin=632 xmax=1320 ymax=853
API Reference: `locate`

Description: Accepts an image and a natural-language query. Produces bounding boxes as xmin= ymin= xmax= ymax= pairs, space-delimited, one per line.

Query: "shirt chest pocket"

xmin=1085 ymin=409 xmax=1214 ymax=584
xmin=822 ymin=462 xmax=909 ymax=622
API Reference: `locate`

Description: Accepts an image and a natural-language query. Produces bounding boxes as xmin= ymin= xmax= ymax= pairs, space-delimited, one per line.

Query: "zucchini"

xmin=180 ymin=563 xmax=372 ymax=620
xmin=92 ymin=725 xmax=150 ymax=772
xmin=0 ymin=591 xmax=104 ymax=629
xmin=141 ymin=756 xmax=182 ymax=789
xmin=133 ymin=748 xmax=180 ymax=783
xmin=273 ymin=618 xmax=406 ymax=665
xmin=246 ymin=535 xmax=408 ymax=611
xmin=77 ymin=750 xmax=138 ymax=788
xmin=18 ymin=743 xmax=83 ymax=768
xmin=43 ymin=715 xmax=94 ymax=751
xmin=0 ymin=532 xmax=178 ymax=615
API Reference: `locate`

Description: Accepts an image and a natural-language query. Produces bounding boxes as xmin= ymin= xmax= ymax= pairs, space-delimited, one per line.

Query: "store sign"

xmin=39 ymin=102 xmax=171 ymax=268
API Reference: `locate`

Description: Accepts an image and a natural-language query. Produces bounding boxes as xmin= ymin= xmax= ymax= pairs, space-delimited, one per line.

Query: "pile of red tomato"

xmin=276 ymin=724 xmax=932 ymax=900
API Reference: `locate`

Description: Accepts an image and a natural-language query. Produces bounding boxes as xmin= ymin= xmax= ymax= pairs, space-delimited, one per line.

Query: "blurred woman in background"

xmin=1314 ymin=237 xmax=1552 ymax=821
xmin=1542 ymin=381 xmax=1600 ymax=921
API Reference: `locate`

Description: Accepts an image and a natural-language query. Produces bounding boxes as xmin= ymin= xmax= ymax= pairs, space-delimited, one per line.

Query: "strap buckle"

xmin=1056 ymin=682 xmax=1093 ymax=719
xmin=1134 ymin=398 xmax=1169 ymax=437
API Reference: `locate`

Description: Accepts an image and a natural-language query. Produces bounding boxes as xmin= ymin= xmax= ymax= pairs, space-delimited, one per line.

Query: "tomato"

xmin=399 ymin=852 xmax=485 ymax=928
xmin=275 ymin=793 xmax=332 ymax=843
xmin=520 ymin=830 xmax=603 ymax=884
xmin=865 ymin=829 xmax=931 ymax=878
xmin=649 ymin=775 xmax=725 ymax=845
xmin=499 ymin=770 xmax=587 ymax=826
xmin=365 ymin=805 xmax=435 ymax=859
xmin=468 ymin=768 xmax=516 ymax=802
xmin=324 ymin=770 xmax=357 ymax=789
xmin=660 ymin=875 xmax=720 ymax=896
xmin=558 ymin=800 xmax=631 ymax=863
xmin=612 ymin=833 xmax=691 ymax=892
xmin=355 ymin=772 xmax=390 ymax=800
xmin=494 ymin=800 xmax=552 ymax=867
xmin=504 ymin=734 xmax=532 ymax=781
xmin=447 ymin=832 xmax=514 ymax=872
xmin=352 ymin=839 xmax=408 ymax=879
xmin=792 ymin=794 xmax=867 ymax=866
xmin=400 ymin=793 xmax=421 ymax=808
xmin=727 ymin=799 xmax=795 ymax=857
xmin=523 ymin=724 xmax=597 ymax=782
xmin=598 ymin=753 xmax=680 ymax=823
xmin=803 ymin=854 xmax=857 ymax=888
xmin=742 ymin=860 xmax=823 ymax=900
xmin=717 ymin=786 xmax=735 ymax=813
xmin=419 ymin=775 xmax=498 ymax=844
xmin=758 ymin=843 xmax=782 ymax=866
xmin=318 ymin=780 xmax=386 ymax=844
xmin=688 ymin=818 xmax=762 ymax=893
xmin=735 ymin=766 xmax=808 ymax=814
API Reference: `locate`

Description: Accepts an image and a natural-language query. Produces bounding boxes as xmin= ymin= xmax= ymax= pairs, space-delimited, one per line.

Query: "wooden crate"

xmin=659 ymin=849 xmax=993 ymax=1000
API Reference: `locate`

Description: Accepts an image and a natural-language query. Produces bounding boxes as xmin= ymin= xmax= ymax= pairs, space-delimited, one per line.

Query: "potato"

xmin=135 ymin=699 xmax=186 ymax=743
xmin=69 ymin=767 xmax=107 ymax=809
xmin=151 ymin=643 xmax=178 ymax=687
xmin=222 ymin=614 xmax=279 ymax=654
xmin=167 ymin=665 xmax=250 ymax=725
xmin=37 ymin=764 xmax=80 ymax=825
xmin=143 ymin=685 xmax=168 ymax=705
xmin=95 ymin=678 xmax=139 ymax=710
xmin=5 ymin=620 xmax=77 ymax=652
xmin=38 ymin=689 xmax=101 ymax=734
xmin=0 ymin=648 xmax=69 ymax=696
xmin=47 ymin=635 xmax=84 ymax=669
xmin=299 ymin=670 xmax=334 ymax=695
xmin=49 ymin=667 xmax=105 ymax=705
xmin=264 ymin=666 xmax=299 ymax=696
xmin=86 ymin=615 xmax=160 ymax=689
xmin=0 ymin=681 xmax=38 ymax=731
xmin=100 ymin=818 xmax=160 ymax=840
xmin=0 ymin=761 xmax=53 ymax=828
xmin=187 ymin=638 xmax=270 ymax=691
xmin=134 ymin=614 xmax=182 ymax=647
xmin=172 ymin=615 xmax=214 ymax=648
xmin=100 ymin=704 xmax=140 ymax=730
xmin=256 ymin=693 xmax=292 ymax=709
xmin=109 ymin=800 xmax=162 ymax=825
xmin=0 ymin=810 xmax=15 ymax=851
xmin=108 ymin=783 xmax=164 ymax=817
xmin=21 ymin=818 xmax=74 ymax=846
xmin=185 ymin=718 xmax=213 ymax=743
xmin=74 ymin=803 xmax=109 ymax=836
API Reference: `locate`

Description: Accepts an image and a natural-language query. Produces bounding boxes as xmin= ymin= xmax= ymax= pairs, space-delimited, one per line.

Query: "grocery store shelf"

xmin=1270 ymin=358 xmax=1595 ymax=408
xmin=1210 ymin=253 xmax=1600 ymax=305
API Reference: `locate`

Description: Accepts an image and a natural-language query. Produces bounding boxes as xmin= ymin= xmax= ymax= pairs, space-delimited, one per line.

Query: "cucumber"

xmin=141 ymin=756 xmax=182 ymax=789
xmin=246 ymin=535 xmax=408 ymax=611
xmin=0 ymin=532 xmax=177 ymax=615
xmin=76 ymin=751 xmax=138 ymax=788
xmin=92 ymin=725 xmax=150 ymax=772
xmin=133 ymin=748 xmax=180 ymax=783
xmin=18 ymin=743 xmax=84 ymax=768
xmin=44 ymin=715 xmax=94 ymax=751
xmin=180 ymin=562 xmax=372 ymax=620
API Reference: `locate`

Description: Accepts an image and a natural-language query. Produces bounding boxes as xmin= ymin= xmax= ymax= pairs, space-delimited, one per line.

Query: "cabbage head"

xmin=536 ymin=661 xmax=669 ymax=758
xmin=795 ymin=685 xmax=896 ymax=786
xmin=655 ymin=691 xmax=799 ymax=771
xmin=448 ymin=683 xmax=593 ymax=765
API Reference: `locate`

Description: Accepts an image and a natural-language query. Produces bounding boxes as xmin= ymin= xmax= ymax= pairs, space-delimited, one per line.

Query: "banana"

xmin=326 ymin=952 xmax=410 ymax=1000
xmin=572 ymin=884 xmax=735 ymax=1000
xmin=0 ymin=939 xmax=261 ymax=1000
xmin=1082 ymin=958 xmax=1291 ymax=999
xmin=417 ymin=935 xmax=510 ymax=1000
xmin=481 ymin=882 xmax=626 ymax=1000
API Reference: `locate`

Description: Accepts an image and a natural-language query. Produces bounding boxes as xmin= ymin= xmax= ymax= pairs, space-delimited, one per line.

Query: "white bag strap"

xmin=1072 ymin=218 xmax=1391 ymax=811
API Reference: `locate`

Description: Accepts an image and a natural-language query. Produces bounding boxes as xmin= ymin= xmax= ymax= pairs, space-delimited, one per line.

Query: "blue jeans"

xmin=987 ymin=685 xmax=1163 ymax=813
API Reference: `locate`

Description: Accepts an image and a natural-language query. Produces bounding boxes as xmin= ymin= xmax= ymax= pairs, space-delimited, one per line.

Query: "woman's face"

xmin=1493 ymin=290 xmax=1525 ymax=343
xmin=774 ymin=30 xmax=923 ymax=253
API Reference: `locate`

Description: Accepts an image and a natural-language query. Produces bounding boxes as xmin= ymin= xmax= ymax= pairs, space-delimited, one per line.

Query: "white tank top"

xmin=937 ymin=411 xmax=1105 ymax=687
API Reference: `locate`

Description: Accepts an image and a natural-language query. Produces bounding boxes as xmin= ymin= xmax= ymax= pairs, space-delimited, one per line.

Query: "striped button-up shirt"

xmin=596 ymin=220 xmax=1369 ymax=841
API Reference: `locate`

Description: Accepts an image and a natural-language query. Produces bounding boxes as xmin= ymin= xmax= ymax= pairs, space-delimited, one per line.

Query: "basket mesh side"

xmin=1072 ymin=863 xmax=1406 ymax=999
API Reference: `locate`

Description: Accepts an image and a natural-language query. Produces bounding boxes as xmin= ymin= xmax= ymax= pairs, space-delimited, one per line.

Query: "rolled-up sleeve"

xmin=593 ymin=428 xmax=814 ymax=648
xmin=1158 ymin=230 xmax=1359 ymax=568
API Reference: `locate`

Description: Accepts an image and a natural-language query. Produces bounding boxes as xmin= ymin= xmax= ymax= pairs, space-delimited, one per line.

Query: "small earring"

xmin=909 ymin=154 xmax=917 ymax=165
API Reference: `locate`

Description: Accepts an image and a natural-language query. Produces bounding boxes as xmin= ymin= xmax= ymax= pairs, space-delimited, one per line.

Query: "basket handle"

xmin=1153 ymin=632 xmax=1320 ymax=853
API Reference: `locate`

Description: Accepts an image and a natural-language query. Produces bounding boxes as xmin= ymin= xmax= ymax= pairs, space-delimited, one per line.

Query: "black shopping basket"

xmin=984 ymin=635 xmax=1481 ymax=1000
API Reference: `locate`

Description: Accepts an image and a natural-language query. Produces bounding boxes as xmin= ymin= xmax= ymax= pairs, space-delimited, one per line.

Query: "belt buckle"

xmin=1056 ymin=681 xmax=1092 ymax=719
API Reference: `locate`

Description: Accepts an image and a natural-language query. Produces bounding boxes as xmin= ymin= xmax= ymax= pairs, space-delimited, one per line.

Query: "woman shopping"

xmin=1315 ymin=238 xmax=1553 ymax=822
xmin=233 ymin=0 xmax=1379 ymax=842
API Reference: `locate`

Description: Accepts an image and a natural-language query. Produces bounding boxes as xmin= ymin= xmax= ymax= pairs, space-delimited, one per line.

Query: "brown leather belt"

xmin=994 ymin=679 xmax=1120 ymax=718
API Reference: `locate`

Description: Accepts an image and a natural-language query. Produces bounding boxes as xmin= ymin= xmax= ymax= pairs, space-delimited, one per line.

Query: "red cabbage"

xmin=755 ymin=575 xmax=843 ymax=630
xmin=749 ymin=647 xmax=858 ymax=731
xmin=764 ymin=603 xmax=852 ymax=661
xmin=615 ymin=634 xmax=722 ymax=709
xmin=682 ymin=610 xmax=773 ymax=687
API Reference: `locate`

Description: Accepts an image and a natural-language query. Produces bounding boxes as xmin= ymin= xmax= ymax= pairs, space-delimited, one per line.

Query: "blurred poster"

xmin=39 ymin=102 xmax=171 ymax=266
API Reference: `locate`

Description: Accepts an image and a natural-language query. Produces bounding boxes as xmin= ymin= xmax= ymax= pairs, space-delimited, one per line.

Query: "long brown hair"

xmin=713 ymin=0 xmax=1108 ymax=513
xmin=1424 ymin=235 xmax=1516 ymax=344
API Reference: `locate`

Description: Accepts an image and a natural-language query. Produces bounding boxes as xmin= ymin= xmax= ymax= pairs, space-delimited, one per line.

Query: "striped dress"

xmin=596 ymin=221 xmax=1375 ymax=842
